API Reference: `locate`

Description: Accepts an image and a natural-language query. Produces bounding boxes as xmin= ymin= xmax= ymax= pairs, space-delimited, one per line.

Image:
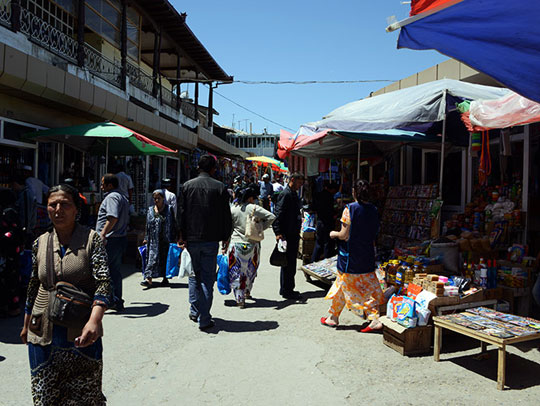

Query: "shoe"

xmin=140 ymin=280 xmax=152 ymax=288
xmin=320 ymin=317 xmax=338 ymax=328
xmin=360 ymin=323 xmax=383 ymax=333
xmin=199 ymin=320 xmax=215 ymax=331
xmin=110 ymin=301 xmax=125 ymax=312
xmin=282 ymin=291 xmax=304 ymax=301
xmin=237 ymin=301 xmax=245 ymax=309
xmin=189 ymin=314 xmax=198 ymax=322
xmin=161 ymin=278 xmax=170 ymax=287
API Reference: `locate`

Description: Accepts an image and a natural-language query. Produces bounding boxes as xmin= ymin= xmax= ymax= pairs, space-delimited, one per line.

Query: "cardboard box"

xmin=301 ymin=231 xmax=316 ymax=240
xmin=381 ymin=316 xmax=433 ymax=356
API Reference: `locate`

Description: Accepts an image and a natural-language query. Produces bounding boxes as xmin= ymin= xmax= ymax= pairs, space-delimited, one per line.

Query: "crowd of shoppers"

xmin=10 ymin=151 xmax=386 ymax=405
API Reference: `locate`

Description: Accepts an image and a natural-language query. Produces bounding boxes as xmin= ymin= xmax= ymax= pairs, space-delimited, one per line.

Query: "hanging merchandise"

xmin=471 ymin=132 xmax=482 ymax=152
xmin=478 ymin=130 xmax=491 ymax=186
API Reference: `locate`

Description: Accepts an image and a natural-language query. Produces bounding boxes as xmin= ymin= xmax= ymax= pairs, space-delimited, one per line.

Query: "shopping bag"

xmin=138 ymin=245 xmax=147 ymax=272
xmin=216 ymin=254 xmax=230 ymax=295
xmin=179 ymin=249 xmax=194 ymax=278
xmin=165 ymin=243 xmax=182 ymax=279
xmin=269 ymin=243 xmax=288 ymax=267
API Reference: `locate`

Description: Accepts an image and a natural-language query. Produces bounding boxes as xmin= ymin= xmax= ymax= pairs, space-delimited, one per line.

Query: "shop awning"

xmin=278 ymin=79 xmax=508 ymax=159
xmin=24 ymin=122 xmax=178 ymax=156
xmin=388 ymin=0 xmax=540 ymax=103
xmin=246 ymin=156 xmax=288 ymax=172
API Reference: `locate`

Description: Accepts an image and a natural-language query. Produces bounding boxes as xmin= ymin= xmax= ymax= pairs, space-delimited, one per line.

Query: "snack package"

xmin=416 ymin=307 xmax=431 ymax=326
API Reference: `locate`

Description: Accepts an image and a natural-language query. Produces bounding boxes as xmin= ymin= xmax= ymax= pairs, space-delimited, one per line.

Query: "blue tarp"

xmin=397 ymin=0 xmax=540 ymax=103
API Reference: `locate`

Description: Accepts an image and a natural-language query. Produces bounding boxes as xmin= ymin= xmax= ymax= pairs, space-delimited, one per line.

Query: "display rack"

xmin=379 ymin=184 xmax=439 ymax=249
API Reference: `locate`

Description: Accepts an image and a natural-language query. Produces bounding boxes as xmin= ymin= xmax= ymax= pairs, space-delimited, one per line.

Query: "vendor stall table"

xmin=433 ymin=312 xmax=540 ymax=390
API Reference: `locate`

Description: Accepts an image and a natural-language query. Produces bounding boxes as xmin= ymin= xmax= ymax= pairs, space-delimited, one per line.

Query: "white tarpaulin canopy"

xmin=297 ymin=79 xmax=510 ymax=137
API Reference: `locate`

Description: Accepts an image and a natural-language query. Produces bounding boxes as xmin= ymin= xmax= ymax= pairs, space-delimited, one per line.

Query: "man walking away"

xmin=272 ymin=172 xmax=305 ymax=300
xmin=114 ymin=163 xmax=134 ymax=204
xmin=258 ymin=173 xmax=274 ymax=211
xmin=96 ymin=173 xmax=130 ymax=311
xmin=178 ymin=155 xmax=232 ymax=330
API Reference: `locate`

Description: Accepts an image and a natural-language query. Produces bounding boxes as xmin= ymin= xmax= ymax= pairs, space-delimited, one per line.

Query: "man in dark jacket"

xmin=272 ymin=172 xmax=305 ymax=300
xmin=177 ymin=155 xmax=232 ymax=330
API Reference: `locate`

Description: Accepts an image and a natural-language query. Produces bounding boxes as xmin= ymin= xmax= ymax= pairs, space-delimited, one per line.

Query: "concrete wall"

xmin=0 ymin=41 xmax=203 ymax=153
xmin=369 ymin=59 xmax=503 ymax=96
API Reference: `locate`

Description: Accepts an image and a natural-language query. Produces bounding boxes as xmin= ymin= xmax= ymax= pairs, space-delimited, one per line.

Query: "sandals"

xmin=320 ymin=317 xmax=338 ymax=328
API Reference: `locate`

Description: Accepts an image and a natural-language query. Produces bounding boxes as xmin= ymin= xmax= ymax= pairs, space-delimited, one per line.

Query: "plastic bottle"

xmin=479 ymin=259 xmax=488 ymax=289
xmin=395 ymin=264 xmax=404 ymax=285
xmin=488 ymin=259 xmax=498 ymax=289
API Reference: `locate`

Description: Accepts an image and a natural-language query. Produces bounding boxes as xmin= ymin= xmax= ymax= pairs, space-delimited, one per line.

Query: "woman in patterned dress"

xmin=140 ymin=190 xmax=177 ymax=288
xmin=20 ymin=184 xmax=112 ymax=405
xmin=224 ymin=186 xmax=275 ymax=307
xmin=321 ymin=179 xmax=385 ymax=332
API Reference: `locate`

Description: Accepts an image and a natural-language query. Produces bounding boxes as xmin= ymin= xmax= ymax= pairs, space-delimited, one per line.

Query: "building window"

xmin=85 ymin=0 xmax=140 ymax=59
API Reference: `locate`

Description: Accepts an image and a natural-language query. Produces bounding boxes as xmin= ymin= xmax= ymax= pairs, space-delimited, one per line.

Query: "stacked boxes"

xmin=299 ymin=231 xmax=316 ymax=263
xmin=412 ymin=274 xmax=445 ymax=297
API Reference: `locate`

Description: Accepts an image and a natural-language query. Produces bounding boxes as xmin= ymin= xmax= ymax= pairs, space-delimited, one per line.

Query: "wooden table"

xmin=433 ymin=316 xmax=540 ymax=390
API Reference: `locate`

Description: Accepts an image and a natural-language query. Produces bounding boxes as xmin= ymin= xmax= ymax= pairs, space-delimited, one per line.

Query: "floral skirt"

xmin=325 ymin=271 xmax=384 ymax=320
xmin=28 ymin=325 xmax=106 ymax=406
xmin=228 ymin=242 xmax=260 ymax=303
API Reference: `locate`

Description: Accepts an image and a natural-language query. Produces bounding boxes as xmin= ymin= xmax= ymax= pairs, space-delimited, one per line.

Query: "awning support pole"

xmin=438 ymin=90 xmax=448 ymax=199
xmin=357 ymin=140 xmax=361 ymax=179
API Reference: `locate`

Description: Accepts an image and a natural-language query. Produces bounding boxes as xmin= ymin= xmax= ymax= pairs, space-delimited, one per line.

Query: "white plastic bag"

xmin=179 ymin=249 xmax=195 ymax=278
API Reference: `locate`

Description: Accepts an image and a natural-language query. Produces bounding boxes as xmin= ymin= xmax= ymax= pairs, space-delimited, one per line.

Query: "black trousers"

xmin=280 ymin=235 xmax=299 ymax=296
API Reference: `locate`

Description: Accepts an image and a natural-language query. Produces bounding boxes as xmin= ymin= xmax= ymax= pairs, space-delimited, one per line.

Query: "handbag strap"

xmin=46 ymin=232 xmax=56 ymax=290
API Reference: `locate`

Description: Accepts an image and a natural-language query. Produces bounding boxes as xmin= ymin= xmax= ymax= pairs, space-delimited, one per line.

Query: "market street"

xmin=2 ymin=231 xmax=540 ymax=405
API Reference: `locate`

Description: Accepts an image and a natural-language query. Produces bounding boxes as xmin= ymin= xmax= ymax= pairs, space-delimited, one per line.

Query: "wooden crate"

xmin=380 ymin=316 xmax=432 ymax=356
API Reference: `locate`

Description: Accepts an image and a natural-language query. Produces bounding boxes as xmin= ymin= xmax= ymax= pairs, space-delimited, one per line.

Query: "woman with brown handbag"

xmin=20 ymin=184 xmax=112 ymax=405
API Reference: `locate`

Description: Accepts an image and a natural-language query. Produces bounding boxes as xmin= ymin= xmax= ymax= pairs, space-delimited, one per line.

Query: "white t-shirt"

xmin=26 ymin=177 xmax=49 ymax=205
xmin=116 ymin=171 xmax=134 ymax=198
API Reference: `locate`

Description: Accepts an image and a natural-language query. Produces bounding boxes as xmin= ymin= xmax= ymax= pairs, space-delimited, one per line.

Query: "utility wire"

xmin=234 ymin=79 xmax=398 ymax=85
xmin=213 ymin=89 xmax=297 ymax=133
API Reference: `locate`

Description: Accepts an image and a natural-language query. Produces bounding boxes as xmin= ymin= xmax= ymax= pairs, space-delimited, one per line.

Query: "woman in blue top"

xmin=321 ymin=180 xmax=384 ymax=332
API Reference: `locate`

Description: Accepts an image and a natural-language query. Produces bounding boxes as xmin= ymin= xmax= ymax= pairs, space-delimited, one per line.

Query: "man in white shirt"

xmin=161 ymin=178 xmax=177 ymax=217
xmin=114 ymin=164 xmax=134 ymax=203
xmin=23 ymin=165 xmax=48 ymax=205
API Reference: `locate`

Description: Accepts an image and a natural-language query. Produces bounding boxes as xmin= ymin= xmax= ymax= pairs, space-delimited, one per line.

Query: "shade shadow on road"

xmin=167 ymin=282 xmax=189 ymax=289
xmin=200 ymin=317 xmax=279 ymax=334
xmin=0 ymin=313 xmax=23 ymax=344
xmin=447 ymin=350 xmax=540 ymax=390
xmin=109 ymin=302 xmax=169 ymax=319
xmin=223 ymin=289 xmax=327 ymax=311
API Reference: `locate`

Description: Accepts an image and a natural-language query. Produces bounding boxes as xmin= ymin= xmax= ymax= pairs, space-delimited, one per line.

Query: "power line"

xmin=234 ymin=79 xmax=398 ymax=85
xmin=213 ymin=89 xmax=297 ymax=133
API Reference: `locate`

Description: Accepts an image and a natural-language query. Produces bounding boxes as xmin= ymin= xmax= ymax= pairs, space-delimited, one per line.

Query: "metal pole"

xmin=438 ymin=115 xmax=447 ymax=199
xmin=105 ymin=139 xmax=109 ymax=174
xmin=356 ymin=140 xmax=361 ymax=179
xmin=523 ymin=124 xmax=530 ymax=243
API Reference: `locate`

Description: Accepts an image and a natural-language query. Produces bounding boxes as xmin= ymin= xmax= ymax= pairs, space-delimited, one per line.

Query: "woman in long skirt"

xmin=225 ymin=185 xmax=275 ymax=307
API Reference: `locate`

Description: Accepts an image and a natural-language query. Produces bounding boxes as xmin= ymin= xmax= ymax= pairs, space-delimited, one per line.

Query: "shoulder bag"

xmin=245 ymin=206 xmax=265 ymax=242
xmin=47 ymin=232 xmax=93 ymax=330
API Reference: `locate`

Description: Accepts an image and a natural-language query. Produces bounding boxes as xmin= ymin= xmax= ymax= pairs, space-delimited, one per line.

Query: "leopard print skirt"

xmin=28 ymin=325 xmax=106 ymax=406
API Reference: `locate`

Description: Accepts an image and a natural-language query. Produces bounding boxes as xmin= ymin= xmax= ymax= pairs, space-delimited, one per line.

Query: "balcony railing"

xmin=84 ymin=43 xmax=122 ymax=88
xmin=0 ymin=0 xmax=10 ymax=28
xmin=1 ymin=0 xmax=198 ymax=122
xmin=20 ymin=6 xmax=78 ymax=63
xmin=126 ymin=61 xmax=154 ymax=95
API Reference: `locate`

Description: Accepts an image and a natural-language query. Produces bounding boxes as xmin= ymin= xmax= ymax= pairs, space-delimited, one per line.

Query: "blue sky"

xmin=172 ymin=1 xmax=447 ymax=135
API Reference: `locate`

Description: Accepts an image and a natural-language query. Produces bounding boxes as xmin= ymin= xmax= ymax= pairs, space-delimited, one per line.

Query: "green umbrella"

xmin=24 ymin=121 xmax=177 ymax=169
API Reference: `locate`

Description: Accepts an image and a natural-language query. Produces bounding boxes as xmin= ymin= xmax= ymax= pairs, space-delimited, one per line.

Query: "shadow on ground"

xmin=446 ymin=349 xmax=540 ymax=390
xmin=0 ymin=313 xmax=23 ymax=344
xmin=199 ymin=317 xmax=279 ymax=334
xmin=110 ymin=302 xmax=169 ymax=319
xmin=223 ymin=289 xmax=326 ymax=311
